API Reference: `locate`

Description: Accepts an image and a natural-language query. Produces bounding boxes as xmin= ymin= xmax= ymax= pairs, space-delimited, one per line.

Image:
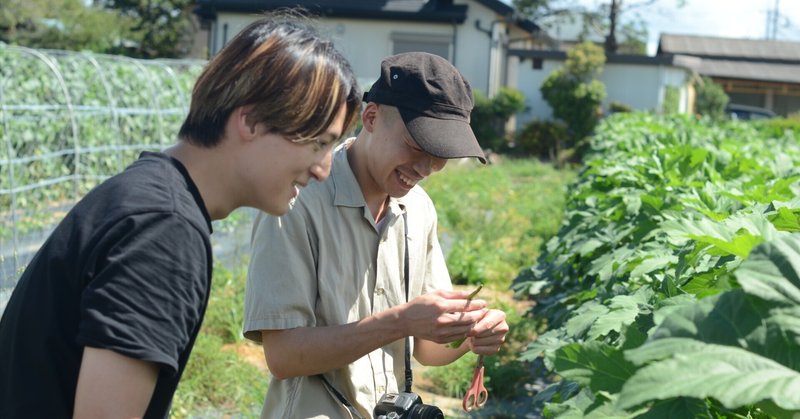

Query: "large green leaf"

xmin=587 ymin=290 xmax=652 ymax=341
xmin=650 ymin=288 xmax=800 ymax=369
xmin=549 ymin=342 xmax=636 ymax=393
xmin=735 ymin=233 xmax=800 ymax=305
xmin=522 ymin=329 xmax=571 ymax=363
xmin=565 ymin=302 xmax=609 ymax=338
xmin=618 ymin=338 xmax=800 ymax=412
xmin=770 ymin=207 xmax=800 ymax=232
xmin=661 ymin=214 xmax=775 ymax=258
xmin=649 ymin=290 xmax=768 ymax=346
xmin=636 ymin=397 xmax=710 ymax=419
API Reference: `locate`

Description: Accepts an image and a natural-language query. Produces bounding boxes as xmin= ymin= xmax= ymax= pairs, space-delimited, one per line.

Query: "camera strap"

xmin=402 ymin=211 xmax=413 ymax=393
xmin=319 ymin=374 xmax=365 ymax=419
xmin=318 ymin=210 xmax=414 ymax=416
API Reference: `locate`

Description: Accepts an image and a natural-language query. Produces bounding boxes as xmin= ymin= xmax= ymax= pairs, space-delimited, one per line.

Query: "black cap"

xmin=363 ymin=52 xmax=486 ymax=164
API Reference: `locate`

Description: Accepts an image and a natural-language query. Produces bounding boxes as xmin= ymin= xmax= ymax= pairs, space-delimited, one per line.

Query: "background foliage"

xmin=694 ymin=75 xmax=730 ymax=120
xmin=0 ymin=0 xmax=195 ymax=58
xmin=540 ymin=41 xmax=607 ymax=157
xmin=0 ymin=44 xmax=204 ymax=286
xmin=470 ymin=87 xmax=526 ymax=152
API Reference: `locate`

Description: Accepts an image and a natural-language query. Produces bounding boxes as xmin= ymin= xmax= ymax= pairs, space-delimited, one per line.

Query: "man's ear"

xmin=361 ymin=102 xmax=379 ymax=133
xmin=235 ymin=105 xmax=258 ymax=140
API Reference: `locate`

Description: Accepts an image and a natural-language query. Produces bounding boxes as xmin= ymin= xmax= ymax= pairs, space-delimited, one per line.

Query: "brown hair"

xmin=179 ymin=13 xmax=361 ymax=146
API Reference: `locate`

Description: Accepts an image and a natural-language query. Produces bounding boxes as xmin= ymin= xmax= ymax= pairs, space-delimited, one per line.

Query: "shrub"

xmin=609 ymin=100 xmax=633 ymax=114
xmin=470 ymin=87 xmax=525 ymax=151
xmin=514 ymin=119 xmax=569 ymax=160
xmin=752 ymin=117 xmax=800 ymax=139
xmin=694 ymin=76 xmax=729 ymax=120
xmin=662 ymin=85 xmax=681 ymax=114
xmin=540 ymin=41 xmax=606 ymax=155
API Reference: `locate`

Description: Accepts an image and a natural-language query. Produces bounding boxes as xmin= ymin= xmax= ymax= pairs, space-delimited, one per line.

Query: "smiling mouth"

xmin=398 ymin=171 xmax=418 ymax=188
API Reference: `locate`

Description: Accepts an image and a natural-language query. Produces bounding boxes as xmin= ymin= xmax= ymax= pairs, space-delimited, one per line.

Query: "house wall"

xmin=209 ymin=1 xmax=512 ymax=96
xmin=514 ymin=58 xmax=692 ymax=128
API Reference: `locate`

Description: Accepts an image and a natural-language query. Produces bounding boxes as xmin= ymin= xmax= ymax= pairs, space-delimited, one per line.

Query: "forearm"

xmin=262 ymin=307 xmax=406 ymax=379
xmin=261 ymin=289 xmax=487 ymax=379
xmin=413 ymin=338 xmax=469 ymax=366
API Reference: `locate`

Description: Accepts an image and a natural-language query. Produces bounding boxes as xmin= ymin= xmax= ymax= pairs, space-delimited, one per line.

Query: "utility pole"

xmin=766 ymin=0 xmax=780 ymax=39
xmin=604 ymin=0 xmax=620 ymax=54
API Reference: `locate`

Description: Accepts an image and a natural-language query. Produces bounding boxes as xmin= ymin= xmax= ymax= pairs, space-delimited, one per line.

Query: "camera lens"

xmin=409 ymin=404 xmax=444 ymax=419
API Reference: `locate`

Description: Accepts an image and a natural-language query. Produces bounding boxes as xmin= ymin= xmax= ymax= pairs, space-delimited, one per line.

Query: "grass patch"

xmin=172 ymin=260 xmax=268 ymax=417
xmin=423 ymin=157 xmax=576 ymax=289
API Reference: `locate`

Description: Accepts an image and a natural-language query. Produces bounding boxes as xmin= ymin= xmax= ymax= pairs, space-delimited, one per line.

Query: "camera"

xmin=373 ymin=392 xmax=444 ymax=419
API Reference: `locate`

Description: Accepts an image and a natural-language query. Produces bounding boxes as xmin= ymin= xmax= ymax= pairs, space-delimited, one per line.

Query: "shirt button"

xmin=377 ymin=385 xmax=386 ymax=393
xmin=376 ymin=288 xmax=385 ymax=295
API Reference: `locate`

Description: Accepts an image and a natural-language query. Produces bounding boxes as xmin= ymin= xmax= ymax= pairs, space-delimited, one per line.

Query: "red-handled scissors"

xmin=462 ymin=355 xmax=488 ymax=412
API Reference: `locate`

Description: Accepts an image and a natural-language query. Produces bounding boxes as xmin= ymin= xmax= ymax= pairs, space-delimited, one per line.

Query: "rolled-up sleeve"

xmin=244 ymin=207 xmax=318 ymax=343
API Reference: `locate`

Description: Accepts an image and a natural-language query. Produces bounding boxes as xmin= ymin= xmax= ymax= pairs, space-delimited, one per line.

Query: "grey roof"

xmin=656 ymin=33 xmax=800 ymax=84
xmin=658 ymin=33 xmax=800 ymax=64
xmin=693 ymin=59 xmax=800 ymax=84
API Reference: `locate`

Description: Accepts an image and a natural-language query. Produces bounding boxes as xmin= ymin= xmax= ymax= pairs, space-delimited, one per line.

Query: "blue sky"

xmin=504 ymin=0 xmax=800 ymax=55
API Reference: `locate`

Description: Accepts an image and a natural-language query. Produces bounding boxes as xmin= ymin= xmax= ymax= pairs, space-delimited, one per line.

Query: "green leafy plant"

xmin=514 ymin=112 xmax=800 ymax=417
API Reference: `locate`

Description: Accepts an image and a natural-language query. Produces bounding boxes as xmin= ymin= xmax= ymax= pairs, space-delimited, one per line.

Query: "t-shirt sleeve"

xmin=76 ymin=213 xmax=209 ymax=374
xmin=243 ymin=207 xmax=318 ymax=343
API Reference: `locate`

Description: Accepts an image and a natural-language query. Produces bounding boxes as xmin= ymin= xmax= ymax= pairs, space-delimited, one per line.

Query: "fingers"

xmin=468 ymin=310 xmax=509 ymax=354
xmin=475 ymin=310 xmax=509 ymax=336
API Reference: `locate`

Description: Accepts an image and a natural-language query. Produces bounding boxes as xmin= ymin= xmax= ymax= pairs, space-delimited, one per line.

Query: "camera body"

xmin=373 ymin=392 xmax=444 ymax=419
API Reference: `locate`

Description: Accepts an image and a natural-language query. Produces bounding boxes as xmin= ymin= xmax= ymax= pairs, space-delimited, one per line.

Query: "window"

xmin=391 ymin=32 xmax=452 ymax=60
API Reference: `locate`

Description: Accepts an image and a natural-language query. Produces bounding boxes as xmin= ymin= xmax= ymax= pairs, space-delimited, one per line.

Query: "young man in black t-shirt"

xmin=0 ymin=15 xmax=361 ymax=418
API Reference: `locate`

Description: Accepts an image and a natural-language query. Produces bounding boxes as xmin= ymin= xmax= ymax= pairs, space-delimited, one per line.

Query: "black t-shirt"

xmin=0 ymin=152 xmax=213 ymax=418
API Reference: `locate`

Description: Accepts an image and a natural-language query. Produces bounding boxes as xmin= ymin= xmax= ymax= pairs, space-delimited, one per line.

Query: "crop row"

xmin=515 ymin=113 xmax=800 ymax=417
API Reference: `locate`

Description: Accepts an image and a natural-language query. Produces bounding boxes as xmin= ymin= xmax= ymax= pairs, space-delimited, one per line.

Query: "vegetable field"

xmin=515 ymin=113 xmax=800 ymax=417
xmin=0 ymin=44 xmax=206 ymax=295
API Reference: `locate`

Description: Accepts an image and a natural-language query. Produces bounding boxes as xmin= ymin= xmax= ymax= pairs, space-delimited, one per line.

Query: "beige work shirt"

xmin=244 ymin=142 xmax=452 ymax=419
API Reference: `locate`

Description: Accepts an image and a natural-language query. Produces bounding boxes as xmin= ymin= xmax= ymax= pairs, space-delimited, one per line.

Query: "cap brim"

xmin=398 ymin=108 xmax=487 ymax=164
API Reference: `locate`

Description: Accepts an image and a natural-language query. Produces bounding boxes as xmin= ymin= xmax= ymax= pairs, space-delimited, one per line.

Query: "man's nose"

xmin=311 ymin=149 xmax=333 ymax=181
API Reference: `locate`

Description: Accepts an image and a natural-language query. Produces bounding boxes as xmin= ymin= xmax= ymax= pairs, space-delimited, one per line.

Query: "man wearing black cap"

xmin=244 ymin=52 xmax=510 ymax=418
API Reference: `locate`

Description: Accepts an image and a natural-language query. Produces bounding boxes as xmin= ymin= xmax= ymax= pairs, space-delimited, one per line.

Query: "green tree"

xmin=513 ymin=0 xmax=686 ymax=54
xmin=540 ymin=41 xmax=606 ymax=148
xmin=0 ymin=0 xmax=133 ymax=52
xmin=97 ymin=0 xmax=196 ymax=58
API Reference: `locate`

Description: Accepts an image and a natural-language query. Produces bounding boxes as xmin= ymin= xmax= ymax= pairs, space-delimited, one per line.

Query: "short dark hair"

xmin=179 ymin=12 xmax=361 ymax=146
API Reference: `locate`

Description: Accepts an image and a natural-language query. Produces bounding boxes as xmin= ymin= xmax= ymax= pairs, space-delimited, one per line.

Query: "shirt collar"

xmin=331 ymin=138 xmax=408 ymax=213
